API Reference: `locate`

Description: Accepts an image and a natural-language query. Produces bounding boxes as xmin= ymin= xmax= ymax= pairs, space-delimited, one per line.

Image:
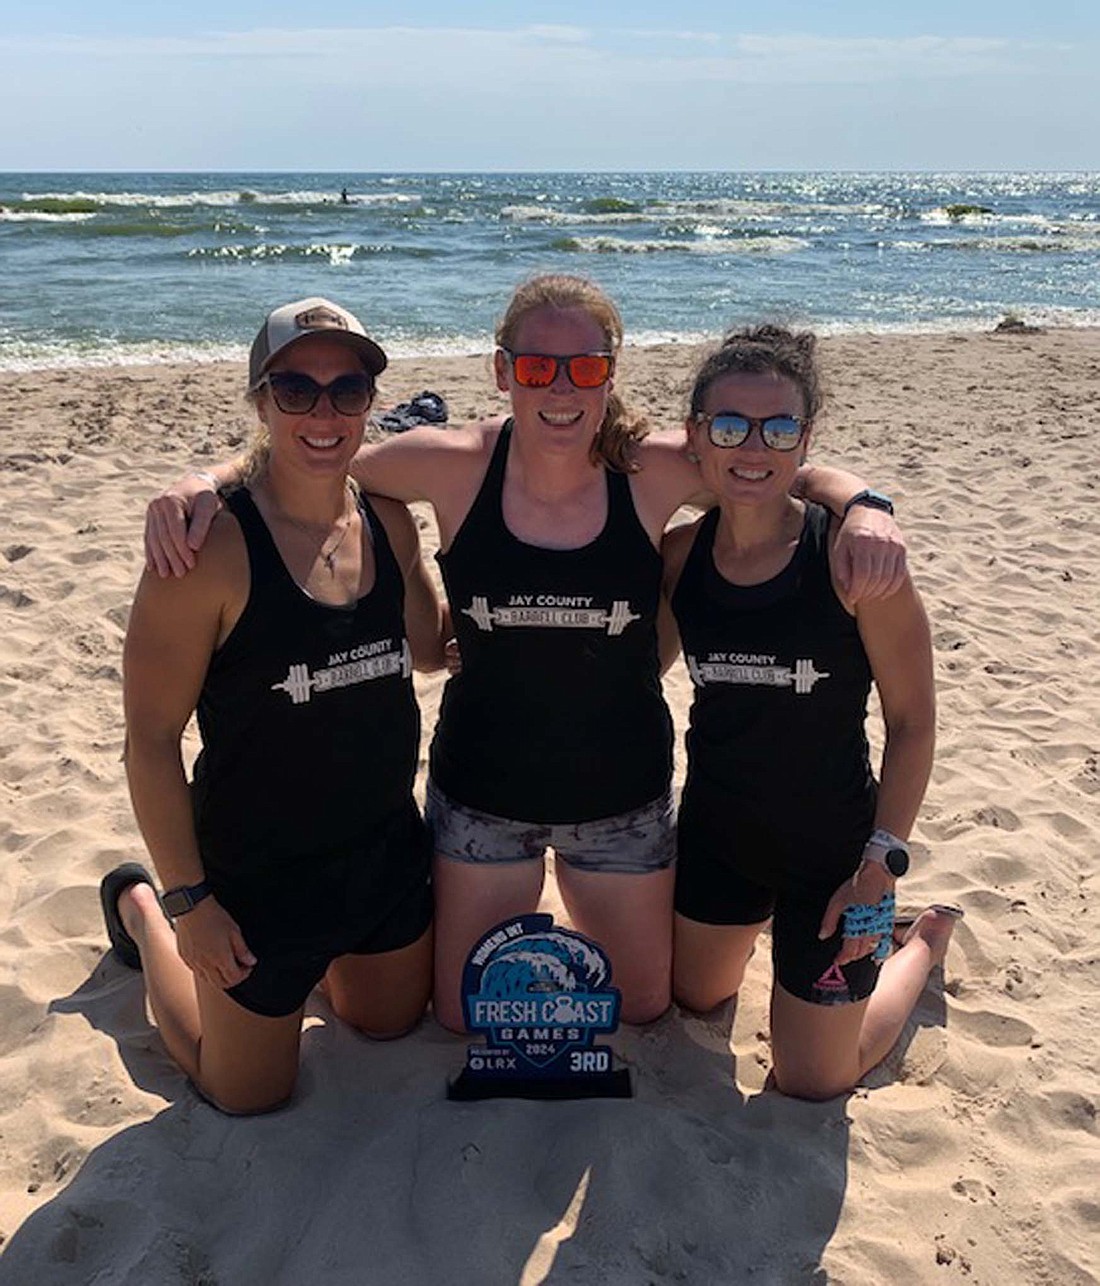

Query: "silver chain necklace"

xmin=270 ymin=482 xmax=356 ymax=576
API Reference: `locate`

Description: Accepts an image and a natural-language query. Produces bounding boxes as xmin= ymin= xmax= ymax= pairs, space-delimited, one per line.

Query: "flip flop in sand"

xmin=892 ymin=903 xmax=965 ymax=949
xmin=99 ymin=862 xmax=159 ymax=970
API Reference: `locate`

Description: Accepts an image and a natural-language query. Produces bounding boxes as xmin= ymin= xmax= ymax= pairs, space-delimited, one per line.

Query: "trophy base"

xmin=446 ymin=1067 xmax=633 ymax=1101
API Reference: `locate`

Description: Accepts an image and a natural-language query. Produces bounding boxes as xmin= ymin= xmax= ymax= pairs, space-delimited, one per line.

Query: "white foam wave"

xmin=19 ymin=189 xmax=422 ymax=209
xmin=0 ymin=210 xmax=96 ymax=223
xmin=560 ymin=234 xmax=807 ymax=256
xmin=894 ymin=233 xmax=1100 ymax=254
xmin=6 ymin=312 xmax=1100 ymax=374
xmin=187 ymin=242 xmax=378 ymax=263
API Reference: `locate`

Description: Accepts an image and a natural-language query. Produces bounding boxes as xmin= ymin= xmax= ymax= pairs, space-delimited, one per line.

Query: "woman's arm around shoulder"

xmin=369 ymin=495 xmax=447 ymax=673
xmin=349 ymin=418 xmax=501 ymax=503
xmin=798 ymin=463 xmax=908 ymax=602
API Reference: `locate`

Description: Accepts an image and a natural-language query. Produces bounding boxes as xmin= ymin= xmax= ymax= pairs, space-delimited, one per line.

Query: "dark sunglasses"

xmin=259 ymin=370 xmax=373 ymax=416
xmin=502 ymin=349 xmax=614 ymax=389
xmin=694 ymin=410 xmax=807 ymax=452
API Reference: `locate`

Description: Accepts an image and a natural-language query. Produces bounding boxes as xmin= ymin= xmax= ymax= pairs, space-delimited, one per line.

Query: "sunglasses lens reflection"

xmin=707 ymin=414 xmax=803 ymax=451
xmin=268 ymin=373 xmax=319 ymax=412
xmin=510 ymin=353 xmax=613 ymax=389
xmin=708 ymin=415 xmax=751 ymax=448
xmin=761 ymin=417 xmax=803 ymax=450
xmin=328 ymin=375 xmax=372 ymax=414
xmin=568 ymin=355 xmax=613 ymax=388
xmin=512 ymin=355 xmax=558 ymax=387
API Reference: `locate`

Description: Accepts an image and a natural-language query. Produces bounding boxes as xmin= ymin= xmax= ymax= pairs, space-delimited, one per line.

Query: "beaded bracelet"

xmin=842 ymin=893 xmax=896 ymax=960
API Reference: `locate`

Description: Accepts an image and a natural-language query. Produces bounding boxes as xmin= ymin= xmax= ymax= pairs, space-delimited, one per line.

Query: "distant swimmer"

xmin=340 ymin=187 xmax=349 ymax=204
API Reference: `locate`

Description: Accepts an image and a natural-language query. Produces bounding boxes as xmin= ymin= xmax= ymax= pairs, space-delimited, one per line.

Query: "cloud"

xmin=0 ymin=26 xmax=1070 ymax=84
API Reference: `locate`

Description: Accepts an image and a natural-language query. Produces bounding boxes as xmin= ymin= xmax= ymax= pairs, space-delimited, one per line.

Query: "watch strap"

xmin=161 ymin=880 xmax=212 ymax=917
xmin=842 ymin=488 xmax=895 ymax=519
xmin=862 ymin=829 xmax=910 ymax=877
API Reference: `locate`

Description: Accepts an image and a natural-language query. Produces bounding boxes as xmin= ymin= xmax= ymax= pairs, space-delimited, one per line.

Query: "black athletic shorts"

xmin=675 ymin=784 xmax=881 ymax=1007
xmin=204 ymin=800 xmax=433 ymax=1018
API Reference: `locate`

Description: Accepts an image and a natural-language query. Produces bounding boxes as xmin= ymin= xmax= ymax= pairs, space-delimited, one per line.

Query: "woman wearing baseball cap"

xmin=102 ymin=298 xmax=445 ymax=1113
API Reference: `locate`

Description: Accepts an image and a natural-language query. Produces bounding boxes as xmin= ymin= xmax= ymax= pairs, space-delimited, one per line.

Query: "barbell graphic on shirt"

xmin=461 ymin=596 xmax=641 ymax=636
xmin=271 ymin=641 xmax=412 ymax=705
xmin=686 ymin=654 xmax=830 ymax=695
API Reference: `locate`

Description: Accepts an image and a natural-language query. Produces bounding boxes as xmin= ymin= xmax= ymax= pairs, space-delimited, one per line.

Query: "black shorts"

xmin=675 ymin=785 xmax=880 ymax=1007
xmin=205 ymin=801 xmax=433 ymax=1018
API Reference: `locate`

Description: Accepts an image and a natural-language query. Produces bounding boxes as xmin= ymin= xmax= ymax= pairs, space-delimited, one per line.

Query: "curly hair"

xmin=496 ymin=275 xmax=649 ymax=472
xmin=688 ymin=325 xmax=823 ymax=422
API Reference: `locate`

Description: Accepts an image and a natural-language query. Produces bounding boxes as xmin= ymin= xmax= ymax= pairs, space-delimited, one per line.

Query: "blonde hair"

xmin=495 ymin=275 xmax=649 ymax=472
xmin=240 ymin=390 xmax=270 ymax=485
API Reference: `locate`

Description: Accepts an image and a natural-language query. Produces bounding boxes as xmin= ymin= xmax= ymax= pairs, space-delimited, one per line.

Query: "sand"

xmin=0 ymin=330 xmax=1098 ymax=1284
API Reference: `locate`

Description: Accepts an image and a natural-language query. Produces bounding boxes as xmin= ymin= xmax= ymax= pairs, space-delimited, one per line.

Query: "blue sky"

xmin=2 ymin=3 xmax=1096 ymax=171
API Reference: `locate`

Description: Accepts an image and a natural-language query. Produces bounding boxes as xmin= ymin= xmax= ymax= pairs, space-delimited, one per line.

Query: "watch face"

xmin=885 ymin=848 xmax=910 ymax=877
xmin=162 ymin=889 xmax=191 ymax=917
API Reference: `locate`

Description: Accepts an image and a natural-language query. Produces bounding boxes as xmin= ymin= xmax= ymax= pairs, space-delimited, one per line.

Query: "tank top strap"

xmin=604 ymin=463 xmax=650 ymax=545
xmin=455 ymin=419 xmax=512 ymax=543
xmin=224 ymin=487 xmax=290 ymax=585
xmin=798 ymin=502 xmax=839 ymax=594
xmin=680 ymin=506 xmax=721 ymax=589
xmin=358 ymin=491 xmax=404 ymax=604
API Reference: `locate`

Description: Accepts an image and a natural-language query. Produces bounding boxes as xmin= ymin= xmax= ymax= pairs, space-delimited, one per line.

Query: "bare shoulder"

xmin=150 ymin=507 xmax=245 ymax=600
xmin=366 ymin=493 xmax=422 ymax=566
xmin=128 ymin=506 xmax=246 ymax=651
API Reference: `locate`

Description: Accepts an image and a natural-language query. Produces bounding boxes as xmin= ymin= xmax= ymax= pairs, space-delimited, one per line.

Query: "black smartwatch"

xmin=842 ymin=488 xmax=895 ymax=519
xmin=860 ymin=828 xmax=910 ymax=878
xmin=161 ymin=880 xmax=213 ymax=918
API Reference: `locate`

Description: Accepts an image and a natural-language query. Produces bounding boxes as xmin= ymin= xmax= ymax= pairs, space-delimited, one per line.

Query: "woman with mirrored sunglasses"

xmin=102 ymin=298 xmax=446 ymax=1113
xmin=142 ymin=276 xmax=910 ymax=1034
xmin=662 ymin=325 xmax=957 ymax=1100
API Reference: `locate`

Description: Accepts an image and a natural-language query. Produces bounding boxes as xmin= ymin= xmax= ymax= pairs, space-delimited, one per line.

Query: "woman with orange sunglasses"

xmin=143 ymin=275 xmax=907 ymax=1033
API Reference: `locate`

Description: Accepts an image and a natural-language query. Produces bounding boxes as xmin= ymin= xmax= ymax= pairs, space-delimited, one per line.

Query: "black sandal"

xmin=99 ymin=862 xmax=157 ymax=969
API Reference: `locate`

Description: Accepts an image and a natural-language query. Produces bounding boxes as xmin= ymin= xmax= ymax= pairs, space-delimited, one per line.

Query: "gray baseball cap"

xmin=248 ymin=297 xmax=387 ymax=389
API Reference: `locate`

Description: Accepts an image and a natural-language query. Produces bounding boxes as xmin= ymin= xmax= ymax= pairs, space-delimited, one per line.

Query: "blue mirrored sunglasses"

xmin=695 ymin=411 xmax=807 ymax=452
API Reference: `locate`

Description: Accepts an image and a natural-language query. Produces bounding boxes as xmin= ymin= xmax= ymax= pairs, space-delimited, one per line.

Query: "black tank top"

xmin=192 ymin=487 xmax=419 ymax=874
xmin=671 ymin=503 xmax=875 ymax=839
xmin=431 ymin=423 xmax=672 ymax=823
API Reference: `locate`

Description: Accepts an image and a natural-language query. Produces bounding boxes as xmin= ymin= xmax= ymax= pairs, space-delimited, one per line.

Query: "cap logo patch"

xmin=295 ymin=306 xmax=348 ymax=332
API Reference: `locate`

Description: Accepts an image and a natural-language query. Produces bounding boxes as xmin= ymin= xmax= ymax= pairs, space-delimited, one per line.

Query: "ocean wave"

xmin=16 ymin=189 xmax=423 ymax=211
xmin=186 ymin=241 xmax=437 ymax=263
xmin=552 ymin=234 xmax=808 ymax=256
xmin=0 ymin=209 xmax=96 ymax=223
xmin=892 ymin=234 xmax=1099 ymax=254
xmin=653 ymin=197 xmax=887 ymax=219
xmin=7 ymin=310 xmax=1100 ymax=374
xmin=500 ymin=204 xmax=655 ymax=226
xmin=917 ymin=206 xmax=1073 ymax=230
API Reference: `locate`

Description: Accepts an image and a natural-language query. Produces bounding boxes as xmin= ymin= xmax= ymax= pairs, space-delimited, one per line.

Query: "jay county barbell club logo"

xmin=447 ymin=914 xmax=631 ymax=1100
xmin=462 ymin=596 xmax=640 ymax=635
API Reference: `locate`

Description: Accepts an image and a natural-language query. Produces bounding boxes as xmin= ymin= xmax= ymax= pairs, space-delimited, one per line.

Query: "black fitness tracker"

xmin=161 ymin=880 xmax=213 ymax=917
xmin=842 ymin=488 xmax=895 ymax=519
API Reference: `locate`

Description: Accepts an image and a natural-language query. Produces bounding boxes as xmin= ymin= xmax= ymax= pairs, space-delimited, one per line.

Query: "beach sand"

xmin=0 ymin=330 xmax=1097 ymax=1284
